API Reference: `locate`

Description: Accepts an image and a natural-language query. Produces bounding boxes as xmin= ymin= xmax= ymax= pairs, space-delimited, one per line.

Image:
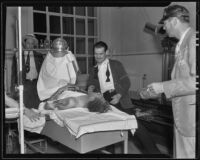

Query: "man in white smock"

xmin=140 ymin=5 xmax=196 ymax=158
xmin=37 ymin=38 xmax=79 ymax=101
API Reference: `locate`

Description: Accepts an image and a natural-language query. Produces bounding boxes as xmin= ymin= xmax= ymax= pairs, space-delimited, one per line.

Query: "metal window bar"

xmin=33 ymin=7 xmax=98 ymax=74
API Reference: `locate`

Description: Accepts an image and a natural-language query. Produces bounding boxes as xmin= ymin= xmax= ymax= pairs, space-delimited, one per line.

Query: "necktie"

xmin=106 ymin=63 xmax=110 ymax=82
xmin=25 ymin=51 xmax=30 ymax=73
xmin=94 ymin=66 xmax=98 ymax=80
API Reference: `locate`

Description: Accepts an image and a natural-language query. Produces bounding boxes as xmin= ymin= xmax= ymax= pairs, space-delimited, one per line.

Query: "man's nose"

xmin=95 ymin=55 xmax=101 ymax=58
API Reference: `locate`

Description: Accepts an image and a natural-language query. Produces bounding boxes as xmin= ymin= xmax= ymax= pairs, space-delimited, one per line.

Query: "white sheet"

xmin=37 ymin=51 xmax=79 ymax=101
xmin=5 ymin=107 xmax=19 ymax=119
xmin=54 ymin=106 xmax=138 ymax=138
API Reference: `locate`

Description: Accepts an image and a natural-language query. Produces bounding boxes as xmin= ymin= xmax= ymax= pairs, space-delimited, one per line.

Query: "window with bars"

xmin=33 ymin=6 xmax=98 ymax=74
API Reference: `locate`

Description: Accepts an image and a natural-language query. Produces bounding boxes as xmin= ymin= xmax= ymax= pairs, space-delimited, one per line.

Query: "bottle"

xmin=44 ymin=38 xmax=50 ymax=49
xmin=49 ymin=40 xmax=53 ymax=49
xmin=39 ymin=39 xmax=44 ymax=49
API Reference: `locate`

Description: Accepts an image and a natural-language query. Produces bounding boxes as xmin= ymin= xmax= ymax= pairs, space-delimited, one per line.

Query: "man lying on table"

xmin=43 ymin=85 xmax=111 ymax=113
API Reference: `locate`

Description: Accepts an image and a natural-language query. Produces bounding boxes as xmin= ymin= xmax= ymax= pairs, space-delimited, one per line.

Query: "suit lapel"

xmin=171 ymin=28 xmax=194 ymax=79
xmin=179 ymin=28 xmax=193 ymax=52
xmin=108 ymin=59 xmax=116 ymax=83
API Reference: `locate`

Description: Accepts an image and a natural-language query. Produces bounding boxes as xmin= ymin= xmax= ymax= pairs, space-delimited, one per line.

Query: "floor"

xmin=25 ymin=134 xmax=171 ymax=157
xmin=6 ymin=124 xmax=171 ymax=157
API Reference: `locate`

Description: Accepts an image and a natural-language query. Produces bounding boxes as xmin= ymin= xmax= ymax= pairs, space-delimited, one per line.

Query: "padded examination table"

xmin=40 ymin=107 xmax=137 ymax=154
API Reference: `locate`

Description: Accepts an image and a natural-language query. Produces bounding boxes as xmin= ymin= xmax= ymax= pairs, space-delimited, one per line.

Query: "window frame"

xmin=33 ymin=6 xmax=99 ymax=74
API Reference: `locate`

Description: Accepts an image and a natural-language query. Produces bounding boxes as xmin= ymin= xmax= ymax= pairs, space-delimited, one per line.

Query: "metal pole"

xmin=18 ymin=7 xmax=25 ymax=154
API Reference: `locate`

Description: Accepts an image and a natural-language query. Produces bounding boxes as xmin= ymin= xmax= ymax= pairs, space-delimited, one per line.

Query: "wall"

xmin=6 ymin=7 xmax=33 ymax=49
xmin=99 ymin=2 xmax=196 ymax=91
xmin=5 ymin=7 xmax=33 ymax=93
xmin=98 ymin=7 xmax=122 ymax=53
xmin=99 ymin=7 xmax=164 ymax=90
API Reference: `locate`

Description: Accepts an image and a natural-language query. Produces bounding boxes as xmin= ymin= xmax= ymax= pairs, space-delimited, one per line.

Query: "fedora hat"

xmin=159 ymin=5 xmax=189 ymax=24
xmin=22 ymin=34 xmax=38 ymax=48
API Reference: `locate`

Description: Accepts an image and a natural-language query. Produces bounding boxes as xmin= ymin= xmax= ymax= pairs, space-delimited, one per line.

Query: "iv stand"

xmin=17 ymin=7 xmax=25 ymax=154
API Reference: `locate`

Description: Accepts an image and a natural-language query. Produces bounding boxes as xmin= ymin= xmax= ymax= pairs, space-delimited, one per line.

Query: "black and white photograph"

xmin=1 ymin=0 xmax=199 ymax=159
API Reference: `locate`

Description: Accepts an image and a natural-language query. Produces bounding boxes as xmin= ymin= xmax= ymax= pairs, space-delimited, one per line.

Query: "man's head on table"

xmin=51 ymin=38 xmax=69 ymax=57
xmin=45 ymin=92 xmax=111 ymax=113
xmin=87 ymin=92 xmax=111 ymax=113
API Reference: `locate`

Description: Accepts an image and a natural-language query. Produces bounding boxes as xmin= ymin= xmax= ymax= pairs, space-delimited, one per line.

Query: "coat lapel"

xmin=179 ymin=28 xmax=193 ymax=52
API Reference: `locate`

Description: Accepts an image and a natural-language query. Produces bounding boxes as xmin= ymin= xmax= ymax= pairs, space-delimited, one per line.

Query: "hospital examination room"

xmin=3 ymin=1 xmax=198 ymax=159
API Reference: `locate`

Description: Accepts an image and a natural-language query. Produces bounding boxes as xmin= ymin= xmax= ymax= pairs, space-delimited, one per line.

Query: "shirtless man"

xmin=44 ymin=88 xmax=111 ymax=113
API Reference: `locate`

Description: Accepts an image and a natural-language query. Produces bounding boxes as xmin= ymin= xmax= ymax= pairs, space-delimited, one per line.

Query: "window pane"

xmin=33 ymin=6 xmax=46 ymax=11
xmin=48 ymin=7 xmax=60 ymax=13
xmin=76 ymin=18 xmax=85 ymax=35
xmin=88 ymin=19 xmax=97 ymax=36
xmin=34 ymin=13 xmax=46 ymax=33
xmin=50 ymin=36 xmax=60 ymax=43
xmin=75 ymin=7 xmax=85 ymax=16
xmin=87 ymin=7 xmax=96 ymax=17
xmin=76 ymin=38 xmax=85 ymax=54
xmin=63 ymin=17 xmax=74 ymax=34
xmin=88 ymin=38 xmax=96 ymax=55
xmin=62 ymin=7 xmax=73 ymax=14
xmin=63 ymin=36 xmax=74 ymax=53
xmin=50 ymin=15 xmax=61 ymax=34
xmin=88 ymin=57 xmax=95 ymax=69
xmin=77 ymin=57 xmax=86 ymax=74
xmin=34 ymin=34 xmax=47 ymax=48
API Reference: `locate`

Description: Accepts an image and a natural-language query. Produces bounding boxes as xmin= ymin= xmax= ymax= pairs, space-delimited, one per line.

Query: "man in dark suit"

xmin=10 ymin=34 xmax=44 ymax=109
xmin=87 ymin=41 xmax=133 ymax=111
xmin=87 ymin=41 xmax=162 ymax=154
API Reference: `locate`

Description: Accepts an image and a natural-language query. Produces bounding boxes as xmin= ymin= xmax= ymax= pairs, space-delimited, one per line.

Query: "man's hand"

xmin=49 ymin=84 xmax=78 ymax=101
xmin=110 ymin=93 xmax=122 ymax=105
xmin=147 ymin=82 xmax=164 ymax=95
xmin=53 ymin=98 xmax=70 ymax=107
xmin=24 ymin=108 xmax=40 ymax=122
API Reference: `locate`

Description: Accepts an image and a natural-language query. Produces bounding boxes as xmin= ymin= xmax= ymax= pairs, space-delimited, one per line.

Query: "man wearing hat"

xmin=140 ymin=5 xmax=196 ymax=158
xmin=11 ymin=34 xmax=44 ymax=109
xmin=37 ymin=38 xmax=80 ymax=101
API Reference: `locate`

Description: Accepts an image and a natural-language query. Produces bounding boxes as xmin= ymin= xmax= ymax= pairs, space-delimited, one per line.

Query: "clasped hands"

xmin=110 ymin=93 xmax=121 ymax=105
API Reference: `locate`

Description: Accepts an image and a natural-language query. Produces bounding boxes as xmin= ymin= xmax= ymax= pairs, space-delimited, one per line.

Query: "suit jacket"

xmin=87 ymin=59 xmax=133 ymax=109
xmin=10 ymin=50 xmax=44 ymax=99
xmin=162 ymin=28 xmax=196 ymax=137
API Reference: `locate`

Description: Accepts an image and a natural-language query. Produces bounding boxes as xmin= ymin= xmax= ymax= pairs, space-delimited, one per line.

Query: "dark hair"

xmin=87 ymin=98 xmax=111 ymax=113
xmin=93 ymin=41 xmax=108 ymax=52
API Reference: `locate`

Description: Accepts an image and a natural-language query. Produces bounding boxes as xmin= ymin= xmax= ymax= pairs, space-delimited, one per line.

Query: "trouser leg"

xmin=133 ymin=121 xmax=161 ymax=154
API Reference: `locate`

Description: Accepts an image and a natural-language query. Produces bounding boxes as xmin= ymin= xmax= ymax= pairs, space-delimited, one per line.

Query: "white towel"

xmin=5 ymin=107 xmax=19 ymax=119
xmin=20 ymin=114 xmax=46 ymax=134
xmin=55 ymin=106 xmax=138 ymax=138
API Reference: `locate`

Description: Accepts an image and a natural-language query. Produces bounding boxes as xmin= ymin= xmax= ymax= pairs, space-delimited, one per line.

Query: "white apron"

xmin=37 ymin=51 xmax=79 ymax=100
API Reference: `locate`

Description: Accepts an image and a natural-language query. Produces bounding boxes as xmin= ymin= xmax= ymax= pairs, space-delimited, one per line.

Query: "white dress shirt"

xmin=97 ymin=58 xmax=115 ymax=93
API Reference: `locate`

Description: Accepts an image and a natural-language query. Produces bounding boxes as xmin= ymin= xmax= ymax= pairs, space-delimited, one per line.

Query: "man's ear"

xmin=173 ymin=17 xmax=179 ymax=27
xmin=105 ymin=50 xmax=109 ymax=55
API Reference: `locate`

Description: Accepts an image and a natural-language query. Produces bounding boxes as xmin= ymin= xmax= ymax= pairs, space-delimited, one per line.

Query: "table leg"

xmin=124 ymin=137 xmax=128 ymax=154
